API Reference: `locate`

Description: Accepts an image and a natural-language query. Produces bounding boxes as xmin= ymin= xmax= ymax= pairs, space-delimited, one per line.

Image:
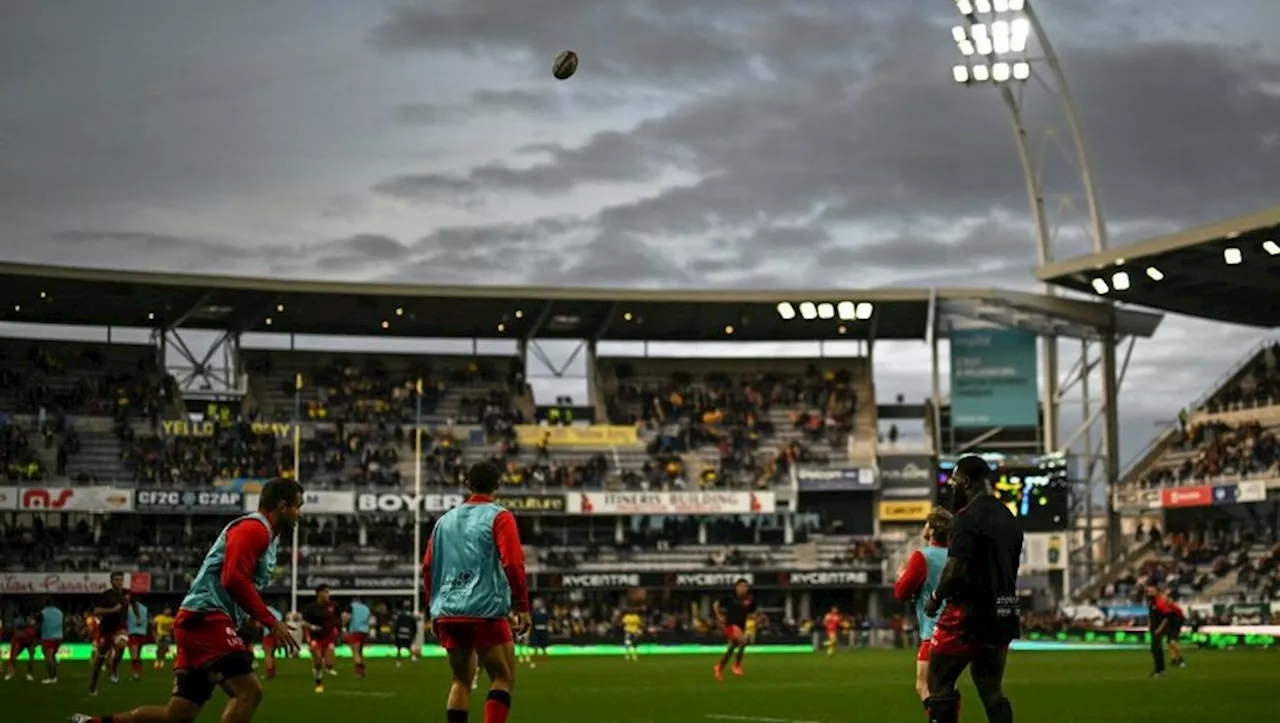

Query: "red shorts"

xmin=309 ymin=632 xmax=338 ymax=653
xmin=930 ymin=610 xmax=1006 ymax=660
xmin=96 ymin=630 xmax=126 ymax=652
xmin=262 ymin=635 xmax=275 ymax=649
xmin=435 ymin=619 xmax=513 ymax=651
xmin=916 ymin=641 xmax=932 ymax=662
xmin=173 ymin=610 xmax=249 ymax=672
xmin=42 ymin=640 xmax=62 ymax=659
xmin=724 ymin=624 xmax=745 ymax=641
xmin=346 ymin=632 xmax=368 ymax=648
xmin=128 ymin=634 xmax=148 ymax=648
xmin=9 ymin=637 xmax=35 ymax=659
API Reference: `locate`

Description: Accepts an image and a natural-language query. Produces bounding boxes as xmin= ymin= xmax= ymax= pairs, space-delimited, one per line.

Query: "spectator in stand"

xmin=1203 ymin=343 xmax=1280 ymax=412
xmin=1143 ymin=420 xmax=1279 ymax=487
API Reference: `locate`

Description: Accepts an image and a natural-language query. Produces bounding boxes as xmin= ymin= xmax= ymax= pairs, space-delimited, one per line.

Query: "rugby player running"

xmin=712 ymin=578 xmax=763 ymax=680
xmin=922 ymin=456 xmax=1023 ymax=723
xmin=893 ymin=506 xmax=953 ymax=702
xmin=89 ymin=572 xmax=142 ymax=695
xmin=71 ymin=477 xmax=303 ymax=723
xmin=302 ymin=586 xmax=341 ymax=692
xmin=424 ymin=461 xmax=531 ymax=723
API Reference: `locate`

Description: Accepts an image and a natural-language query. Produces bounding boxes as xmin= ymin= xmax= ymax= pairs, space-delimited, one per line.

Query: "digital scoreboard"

xmin=937 ymin=454 xmax=1070 ymax=532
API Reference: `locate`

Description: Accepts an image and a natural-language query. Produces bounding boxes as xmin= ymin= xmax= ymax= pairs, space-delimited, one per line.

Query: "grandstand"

xmin=0 ymin=261 xmax=1169 ymax=632
xmin=1039 ymin=206 xmax=1280 ymax=615
xmin=9 ymin=233 xmax=1279 ymax=634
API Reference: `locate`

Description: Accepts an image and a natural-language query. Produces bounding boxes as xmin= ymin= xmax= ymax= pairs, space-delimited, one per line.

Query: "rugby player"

xmin=152 ymin=607 xmax=175 ymax=671
xmin=424 ymin=461 xmax=530 ymax=723
xmin=89 ymin=572 xmax=141 ymax=695
xmin=893 ymin=507 xmax=952 ymax=701
xmin=391 ymin=602 xmax=417 ymax=668
xmin=923 ymin=456 xmax=1023 ymax=723
xmin=302 ymin=586 xmax=341 ymax=692
xmin=712 ymin=578 xmax=763 ymax=680
xmin=70 ymin=477 xmax=303 ymax=723
xmin=38 ymin=600 xmax=64 ymax=683
xmin=345 ymin=597 xmax=371 ymax=679
xmin=822 ymin=606 xmax=841 ymax=657
xmin=4 ymin=613 xmax=38 ymax=681
xmin=622 ymin=607 xmax=643 ymax=662
xmin=125 ymin=599 xmax=150 ymax=681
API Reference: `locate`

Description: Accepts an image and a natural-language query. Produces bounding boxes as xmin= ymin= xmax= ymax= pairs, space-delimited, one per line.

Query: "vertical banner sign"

xmin=949 ymin=328 xmax=1039 ymax=427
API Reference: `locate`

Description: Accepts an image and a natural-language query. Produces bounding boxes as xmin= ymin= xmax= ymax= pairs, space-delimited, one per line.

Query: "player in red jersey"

xmin=5 ymin=614 xmax=39 ymax=681
xmin=1161 ymin=589 xmax=1188 ymax=668
xmin=712 ymin=578 xmax=763 ymax=680
xmin=822 ymin=606 xmax=841 ymax=656
xmin=70 ymin=478 xmax=303 ymax=723
xmin=424 ymin=461 xmax=531 ymax=723
xmin=923 ymin=456 xmax=1023 ymax=723
xmin=302 ymin=586 xmax=341 ymax=693
xmin=89 ymin=572 xmax=141 ymax=695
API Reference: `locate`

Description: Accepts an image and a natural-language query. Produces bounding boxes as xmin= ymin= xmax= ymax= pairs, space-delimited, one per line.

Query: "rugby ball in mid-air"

xmin=553 ymin=51 xmax=578 ymax=80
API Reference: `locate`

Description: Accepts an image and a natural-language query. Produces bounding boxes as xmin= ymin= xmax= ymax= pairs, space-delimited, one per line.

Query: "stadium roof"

xmin=0 ymin=262 xmax=1162 ymax=343
xmin=1035 ymin=205 xmax=1280 ymax=328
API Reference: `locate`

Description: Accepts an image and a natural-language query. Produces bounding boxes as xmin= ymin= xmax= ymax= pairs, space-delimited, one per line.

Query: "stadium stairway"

xmin=1075 ymin=538 xmax=1156 ymax=602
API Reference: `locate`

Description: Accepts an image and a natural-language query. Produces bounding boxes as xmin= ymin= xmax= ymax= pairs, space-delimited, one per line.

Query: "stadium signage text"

xmin=301 ymin=575 xmax=415 ymax=591
xmin=351 ymin=492 xmax=565 ymax=515
xmin=566 ymin=491 xmax=776 ymax=515
xmin=556 ymin=574 xmax=641 ymax=588
xmin=796 ymin=468 xmax=876 ymax=491
xmin=672 ymin=573 xmax=753 ymax=587
xmin=135 ymin=489 xmax=243 ymax=514
xmin=19 ymin=486 xmax=134 ymax=513
xmin=161 ymin=420 xmax=295 ymax=437
xmin=784 ymin=571 xmax=868 ymax=586
xmin=0 ymin=572 xmax=140 ymax=595
xmin=356 ymin=493 xmax=467 ymax=513
xmin=877 ymin=455 xmax=937 ymax=500
xmin=514 ymin=424 xmax=639 ymax=447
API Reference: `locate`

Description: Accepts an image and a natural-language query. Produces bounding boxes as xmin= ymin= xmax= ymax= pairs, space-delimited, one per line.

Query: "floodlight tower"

xmin=948 ymin=0 xmax=1121 ymax=582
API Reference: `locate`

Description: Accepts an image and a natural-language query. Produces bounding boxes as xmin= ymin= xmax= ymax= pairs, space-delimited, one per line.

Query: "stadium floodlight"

xmin=950 ymin=0 xmax=1033 ymax=86
xmin=855 ymin=302 xmax=874 ymax=320
xmin=836 ymin=301 xmax=856 ymax=320
xmin=1090 ymin=278 xmax=1109 ymax=294
xmin=1224 ymin=247 xmax=1243 ymax=265
xmin=799 ymin=302 xmax=818 ymax=320
xmin=1146 ymin=266 xmax=1164 ymax=281
xmin=1111 ymin=271 xmax=1130 ymax=291
xmin=776 ymin=302 xmax=797 ymax=320
xmin=1263 ymin=240 xmax=1280 ymax=256
xmin=817 ymin=302 xmax=835 ymax=319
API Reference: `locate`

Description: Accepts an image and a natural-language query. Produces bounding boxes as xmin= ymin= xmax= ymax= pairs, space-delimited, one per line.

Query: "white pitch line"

xmin=705 ymin=715 xmax=822 ymax=723
xmin=329 ymin=690 xmax=397 ymax=698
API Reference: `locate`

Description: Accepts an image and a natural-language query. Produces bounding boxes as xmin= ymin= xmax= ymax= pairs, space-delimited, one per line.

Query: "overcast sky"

xmin=2 ymin=0 xmax=1279 ymax=468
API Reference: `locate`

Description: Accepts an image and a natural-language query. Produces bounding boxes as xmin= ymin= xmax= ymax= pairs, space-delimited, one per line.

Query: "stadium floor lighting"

xmin=1145 ymin=267 xmax=1164 ymax=281
xmin=798 ymin=302 xmax=818 ymax=320
xmin=817 ymin=302 xmax=835 ymax=319
xmin=836 ymin=301 xmax=856 ymax=320
xmin=1091 ymin=278 xmax=1109 ymax=294
xmin=1224 ymin=247 xmax=1243 ymax=265
xmin=1111 ymin=271 xmax=1130 ymax=291
xmin=775 ymin=302 xmax=796 ymax=320
xmin=1263 ymin=240 xmax=1280 ymax=255
xmin=855 ymin=302 xmax=874 ymax=320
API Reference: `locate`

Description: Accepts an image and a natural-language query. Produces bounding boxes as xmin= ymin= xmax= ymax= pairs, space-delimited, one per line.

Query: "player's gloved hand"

xmin=512 ymin=612 xmax=532 ymax=635
xmin=270 ymin=620 xmax=301 ymax=656
xmin=923 ymin=594 xmax=942 ymax=618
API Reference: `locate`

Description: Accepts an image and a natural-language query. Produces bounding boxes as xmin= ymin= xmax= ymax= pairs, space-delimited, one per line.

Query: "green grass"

xmin=6 ymin=648 xmax=1275 ymax=722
